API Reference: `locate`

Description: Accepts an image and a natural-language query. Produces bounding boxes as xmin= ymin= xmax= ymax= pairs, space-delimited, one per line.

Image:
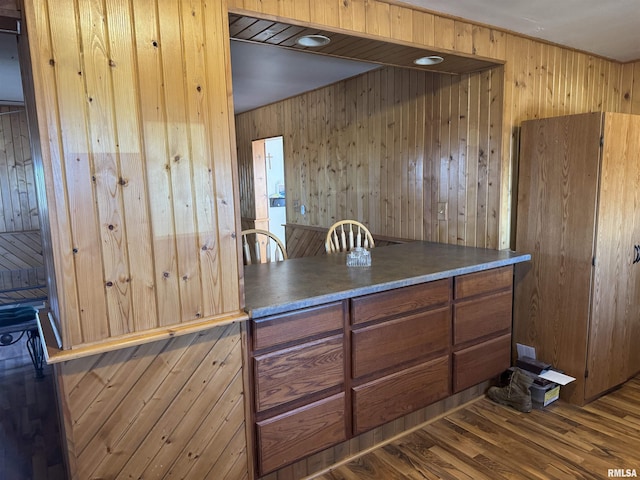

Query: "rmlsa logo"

xmin=608 ymin=469 xmax=638 ymax=478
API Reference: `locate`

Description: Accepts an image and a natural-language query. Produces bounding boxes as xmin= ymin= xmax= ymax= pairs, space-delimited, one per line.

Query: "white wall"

xmin=265 ymin=136 xmax=286 ymax=253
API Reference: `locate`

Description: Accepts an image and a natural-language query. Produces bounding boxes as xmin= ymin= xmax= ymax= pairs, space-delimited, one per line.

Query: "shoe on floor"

xmin=487 ymin=368 xmax=533 ymax=413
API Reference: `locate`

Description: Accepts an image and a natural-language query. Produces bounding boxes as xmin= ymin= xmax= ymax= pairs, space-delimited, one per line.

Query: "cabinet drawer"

xmin=452 ymin=333 xmax=511 ymax=392
xmin=254 ymin=335 xmax=344 ymax=412
xmin=351 ymin=279 xmax=450 ymax=325
xmin=252 ymin=302 xmax=344 ymax=351
xmin=352 ymin=306 xmax=450 ymax=378
xmin=453 ymin=290 xmax=512 ymax=346
xmin=454 ymin=266 xmax=513 ymax=300
xmin=257 ymin=393 xmax=347 ymax=475
xmin=352 ymin=356 xmax=450 ymax=435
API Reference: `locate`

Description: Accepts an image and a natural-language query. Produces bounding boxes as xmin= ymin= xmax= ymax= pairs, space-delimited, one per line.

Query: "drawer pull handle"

xmin=634 ymin=245 xmax=640 ymax=265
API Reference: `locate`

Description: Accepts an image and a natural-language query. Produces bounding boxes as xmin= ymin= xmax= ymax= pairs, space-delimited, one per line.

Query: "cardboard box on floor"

xmin=515 ymin=343 xmax=576 ymax=408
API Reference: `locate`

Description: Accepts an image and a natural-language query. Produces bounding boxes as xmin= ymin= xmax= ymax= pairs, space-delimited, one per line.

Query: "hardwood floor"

xmin=0 ymin=335 xmax=65 ymax=480
xmin=313 ymin=377 xmax=640 ymax=480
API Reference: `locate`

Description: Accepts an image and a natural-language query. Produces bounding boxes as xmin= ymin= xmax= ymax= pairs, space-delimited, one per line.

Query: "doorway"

xmin=251 ymin=136 xmax=286 ymax=257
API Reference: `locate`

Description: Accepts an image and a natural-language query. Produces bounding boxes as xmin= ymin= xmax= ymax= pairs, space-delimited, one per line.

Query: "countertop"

xmin=243 ymin=241 xmax=530 ymax=319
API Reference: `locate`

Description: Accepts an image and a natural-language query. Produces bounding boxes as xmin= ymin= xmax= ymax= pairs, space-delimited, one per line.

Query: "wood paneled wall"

xmin=0 ymin=107 xmax=39 ymax=233
xmin=55 ymin=322 xmax=249 ymax=480
xmin=22 ymin=0 xmax=243 ymax=349
xmin=236 ymin=65 xmax=504 ymax=248
xmin=229 ymin=0 xmax=639 ymax=250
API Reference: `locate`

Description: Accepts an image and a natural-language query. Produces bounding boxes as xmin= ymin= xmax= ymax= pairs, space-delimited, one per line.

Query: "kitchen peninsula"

xmin=243 ymin=241 xmax=530 ymax=476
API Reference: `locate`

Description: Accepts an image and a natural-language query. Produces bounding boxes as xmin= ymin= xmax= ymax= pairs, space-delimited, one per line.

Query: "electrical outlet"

xmin=437 ymin=202 xmax=447 ymax=221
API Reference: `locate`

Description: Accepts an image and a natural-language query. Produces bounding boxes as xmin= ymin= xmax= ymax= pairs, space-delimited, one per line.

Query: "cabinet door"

xmin=352 ymin=306 xmax=450 ymax=378
xmin=514 ymin=113 xmax=601 ymax=405
xmin=453 ymin=290 xmax=512 ymax=346
xmin=454 ymin=266 xmax=512 ymax=299
xmin=351 ymin=280 xmax=450 ymax=325
xmin=587 ymin=113 xmax=640 ymax=399
xmin=252 ymin=302 xmax=344 ymax=351
xmin=254 ymin=335 xmax=344 ymax=412
xmin=256 ymin=393 xmax=347 ymax=475
xmin=453 ymin=333 xmax=511 ymax=393
xmin=352 ymin=356 xmax=449 ymax=434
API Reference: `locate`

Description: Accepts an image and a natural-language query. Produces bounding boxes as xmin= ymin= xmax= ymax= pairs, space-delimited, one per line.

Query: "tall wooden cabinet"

xmin=514 ymin=112 xmax=640 ymax=405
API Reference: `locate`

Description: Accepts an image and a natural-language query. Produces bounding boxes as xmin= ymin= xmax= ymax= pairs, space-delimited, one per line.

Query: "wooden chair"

xmin=325 ymin=220 xmax=375 ymax=253
xmin=241 ymin=229 xmax=288 ymax=265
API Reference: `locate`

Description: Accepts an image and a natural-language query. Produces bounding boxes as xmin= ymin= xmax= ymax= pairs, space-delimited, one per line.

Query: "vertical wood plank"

xmin=393 ymin=67 xmax=404 ymax=237
xmin=338 ymin=0 xmax=365 ymax=33
xmin=8 ymin=111 xmax=28 ymax=230
xmin=105 ymin=0 xmax=158 ymax=332
xmin=0 ymin=110 xmax=13 ymax=232
xmin=454 ymin=21 xmax=473 ymax=55
xmin=466 ymin=73 xmax=480 ymax=247
xmin=433 ymin=16 xmax=455 ymax=51
xmin=449 ymin=75 xmax=461 ymax=245
xmin=389 ymin=5 xmax=413 ymax=43
xmin=181 ymin=0 xmax=222 ymax=319
xmin=158 ymin=0 xmax=202 ymax=323
xmin=406 ymin=70 xmax=418 ymax=239
xmin=18 ymin=109 xmax=39 ymax=230
xmin=411 ymin=10 xmax=435 ymax=47
xmin=632 ymin=62 xmax=640 ymax=113
xmin=365 ymin=1 xmax=390 ymax=38
xmin=422 ymin=72 xmax=433 ymax=241
xmin=202 ymin=0 xmax=242 ymax=314
xmin=48 ymin=0 xmax=109 ymax=343
xmin=132 ymin=0 xmax=181 ymax=327
xmin=21 ymin=0 xmax=76 ymax=342
xmin=368 ymin=68 xmax=381 ymax=234
xmin=488 ymin=66 xmax=503 ymax=249
xmin=78 ymin=0 xmax=132 ymax=337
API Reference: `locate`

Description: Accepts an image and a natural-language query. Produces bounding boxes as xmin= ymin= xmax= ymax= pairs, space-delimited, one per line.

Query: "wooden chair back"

xmin=241 ymin=229 xmax=288 ymax=265
xmin=325 ymin=220 xmax=375 ymax=253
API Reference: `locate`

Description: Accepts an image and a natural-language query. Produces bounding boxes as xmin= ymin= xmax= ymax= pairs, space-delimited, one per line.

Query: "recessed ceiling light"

xmin=296 ymin=34 xmax=331 ymax=47
xmin=413 ymin=55 xmax=444 ymax=66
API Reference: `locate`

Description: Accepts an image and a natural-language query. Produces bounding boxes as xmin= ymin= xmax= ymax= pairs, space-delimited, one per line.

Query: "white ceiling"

xmin=398 ymin=0 xmax=640 ymax=63
xmin=231 ymin=41 xmax=379 ymax=113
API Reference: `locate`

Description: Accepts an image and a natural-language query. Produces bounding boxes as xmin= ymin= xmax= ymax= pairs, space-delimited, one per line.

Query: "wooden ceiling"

xmin=228 ymin=14 xmax=499 ymax=75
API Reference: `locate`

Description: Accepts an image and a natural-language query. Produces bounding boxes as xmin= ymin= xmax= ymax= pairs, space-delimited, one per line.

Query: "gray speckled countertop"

xmin=243 ymin=241 xmax=531 ymax=319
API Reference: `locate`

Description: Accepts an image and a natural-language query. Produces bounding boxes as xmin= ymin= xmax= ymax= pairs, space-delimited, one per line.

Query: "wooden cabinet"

xmin=250 ymin=267 xmax=516 ymax=473
xmin=351 ymin=280 xmax=451 ymax=434
xmin=453 ymin=334 xmax=511 ymax=393
xmin=452 ymin=267 xmax=513 ymax=392
xmin=351 ymin=280 xmax=450 ymax=325
xmin=514 ymin=112 xmax=640 ymax=405
xmin=352 ymin=357 xmax=449 ymax=434
xmin=256 ymin=393 xmax=346 ymax=474
xmin=251 ymin=302 xmax=347 ymax=475
xmin=254 ymin=335 xmax=344 ymax=412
